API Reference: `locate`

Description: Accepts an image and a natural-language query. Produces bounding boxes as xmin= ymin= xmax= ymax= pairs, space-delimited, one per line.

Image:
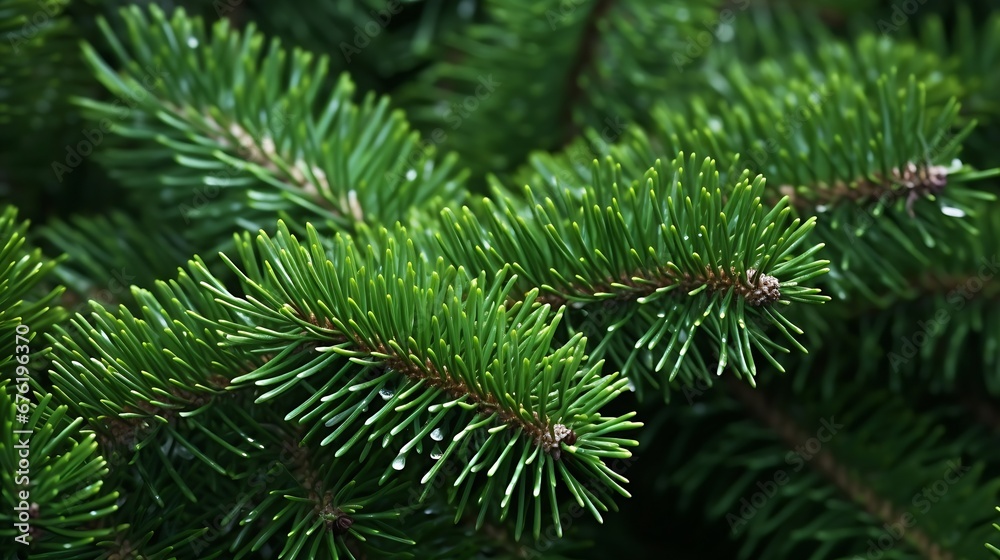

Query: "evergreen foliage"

xmin=2 ymin=0 xmax=1000 ymax=558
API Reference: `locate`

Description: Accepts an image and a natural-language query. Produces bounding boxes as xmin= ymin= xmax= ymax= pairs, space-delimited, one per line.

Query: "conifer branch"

xmin=778 ymin=161 xmax=950 ymax=217
xmin=436 ymin=153 xmax=828 ymax=399
xmin=0 ymin=387 xmax=119 ymax=554
xmin=727 ymin=378 xmax=954 ymax=560
xmin=232 ymin=433 xmax=416 ymax=558
xmin=73 ymin=5 xmax=466 ymax=244
xmin=196 ymin=221 xmax=640 ymax=538
xmin=47 ymin=265 xmax=257 ymax=470
xmin=48 ymin=219 xmax=640 ymax=541
xmin=37 ymin=211 xmax=194 ymax=313
xmin=288 ymin=303 xmax=577 ymax=459
xmin=12 ymin=2 xmax=1000 ymax=556
xmin=523 ymin=61 xmax=999 ymax=304
xmin=395 ymin=0 xmax=716 ymax=173
xmin=200 ymin=114 xmax=343 ymax=217
xmin=0 ymin=206 xmax=66 ymax=367
xmin=534 ymin=265 xmax=782 ymax=309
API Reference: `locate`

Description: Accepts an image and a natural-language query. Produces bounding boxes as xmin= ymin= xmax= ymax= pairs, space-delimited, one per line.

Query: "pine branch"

xmin=910 ymin=6 xmax=1000 ymax=124
xmin=72 ymin=5 xmax=466 ymax=246
xmin=0 ymin=206 xmax=66 ymax=370
xmin=36 ymin=211 xmax=193 ymax=312
xmin=42 ymin=339 xmax=431 ymax=560
xmin=242 ymin=0 xmax=467 ymax=86
xmin=16 ymin=2 xmax=1000 ymax=558
xmin=435 ymin=153 xmax=828 ymax=400
xmin=46 ymin=219 xmax=641 ymax=542
xmin=773 ymin=205 xmax=1000 ymax=397
xmin=222 ymin=425 xmax=415 ymax=559
xmin=727 ymin=379 xmax=953 ymax=560
xmin=46 ymin=264 xmax=254 ymax=468
xmin=522 ymin=62 xmax=999 ymax=306
xmin=699 ymin=5 xmax=963 ymax=109
xmin=202 ymin=221 xmax=640 ymax=539
xmin=655 ymin=377 xmax=1000 ymax=559
xmin=0 ymin=383 xmax=119 ymax=557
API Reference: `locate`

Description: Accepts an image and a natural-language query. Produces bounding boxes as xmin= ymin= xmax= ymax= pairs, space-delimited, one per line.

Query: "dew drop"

xmin=430 ymin=428 xmax=445 ymax=441
xmin=405 ymin=169 xmax=417 ymax=181
xmin=626 ymin=378 xmax=636 ymax=392
xmin=186 ymin=37 xmax=199 ymax=48
xmin=379 ymin=387 xmax=395 ymax=400
xmin=816 ymin=204 xmax=829 ymax=213
xmin=941 ymin=206 xmax=966 ymax=218
xmin=430 ymin=446 xmax=443 ymax=460
xmin=392 ymin=455 xmax=406 ymax=470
